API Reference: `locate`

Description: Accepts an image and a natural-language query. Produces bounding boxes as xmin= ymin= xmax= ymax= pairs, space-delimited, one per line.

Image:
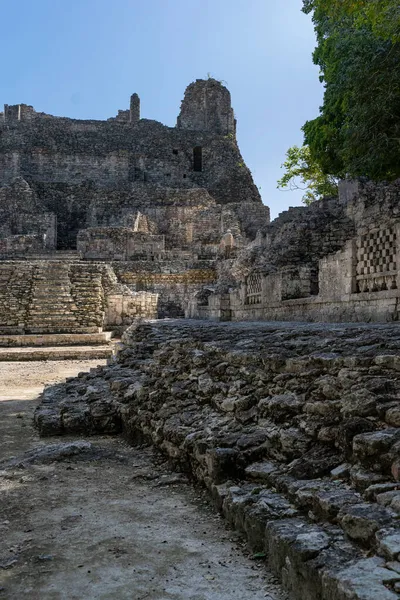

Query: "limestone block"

xmin=338 ymin=502 xmax=398 ymax=544
xmin=323 ymin=557 xmax=399 ymax=600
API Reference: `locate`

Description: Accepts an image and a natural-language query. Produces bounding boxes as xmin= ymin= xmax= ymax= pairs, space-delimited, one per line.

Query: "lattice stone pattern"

xmin=356 ymin=227 xmax=398 ymax=293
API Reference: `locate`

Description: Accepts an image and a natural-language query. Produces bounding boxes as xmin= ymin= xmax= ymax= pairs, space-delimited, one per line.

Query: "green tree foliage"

xmin=277 ymin=145 xmax=339 ymax=205
xmin=299 ymin=0 xmax=400 ymax=182
xmin=303 ymin=1 xmax=400 ymax=43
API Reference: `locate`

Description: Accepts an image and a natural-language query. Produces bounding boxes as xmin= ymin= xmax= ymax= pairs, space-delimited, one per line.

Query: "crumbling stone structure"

xmin=0 ymin=79 xmax=263 ymax=245
xmin=2 ymin=78 xmax=400 ymax=332
xmin=5 ymin=76 xmax=400 ymax=600
xmin=35 ymin=319 xmax=400 ymax=599
xmin=0 ymin=79 xmax=269 ymax=332
xmin=0 ymin=260 xmax=157 ymax=335
xmin=191 ymin=179 xmax=400 ymax=323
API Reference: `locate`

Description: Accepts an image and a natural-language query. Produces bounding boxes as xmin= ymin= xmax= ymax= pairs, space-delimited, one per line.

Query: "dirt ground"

xmin=0 ymin=361 xmax=288 ymax=600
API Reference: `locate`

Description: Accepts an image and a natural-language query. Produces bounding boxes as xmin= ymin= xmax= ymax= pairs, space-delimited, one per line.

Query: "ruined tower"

xmin=177 ymin=79 xmax=236 ymax=136
xmin=129 ymin=93 xmax=140 ymax=124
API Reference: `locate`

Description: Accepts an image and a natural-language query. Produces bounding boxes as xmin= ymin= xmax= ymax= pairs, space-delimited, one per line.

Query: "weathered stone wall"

xmin=113 ymin=261 xmax=217 ymax=318
xmin=77 ymin=227 xmax=165 ymax=261
xmin=177 ymin=78 xmax=236 ymax=135
xmin=255 ymin=196 xmax=355 ymax=272
xmin=0 ymin=80 xmax=264 ymax=250
xmin=344 ymin=179 xmax=400 ymax=232
xmin=193 ymin=180 xmax=400 ymax=324
xmin=35 ymin=320 xmax=400 ymax=600
xmin=0 ymin=79 xmax=270 ymax=322
xmin=80 ymin=186 xmax=252 ymax=252
xmin=0 ymin=178 xmax=57 ymax=251
xmin=105 ymin=291 xmax=158 ymax=328
xmin=0 ymin=234 xmax=45 ymax=257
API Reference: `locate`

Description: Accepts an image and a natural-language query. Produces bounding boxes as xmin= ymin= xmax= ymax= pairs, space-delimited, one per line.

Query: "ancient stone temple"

xmin=0 ymin=78 xmax=269 ymax=340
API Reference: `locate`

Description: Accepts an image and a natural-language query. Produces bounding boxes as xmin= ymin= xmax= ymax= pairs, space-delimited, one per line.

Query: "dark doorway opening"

xmin=193 ymin=147 xmax=203 ymax=172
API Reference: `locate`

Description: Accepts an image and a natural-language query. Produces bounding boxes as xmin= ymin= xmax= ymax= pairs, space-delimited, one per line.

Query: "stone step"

xmin=1 ymin=261 xmax=108 ymax=336
xmin=26 ymin=322 xmax=82 ymax=328
xmin=32 ymin=280 xmax=71 ymax=286
xmin=25 ymin=326 xmax=101 ymax=334
xmin=31 ymin=288 xmax=72 ymax=294
xmin=29 ymin=304 xmax=77 ymax=310
xmin=29 ymin=298 xmax=75 ymax=302
xmin=0 ymin=332 xmax=112 ymax=347
xmin=32 ymin=277 xmax=70 ymax=280
xmin=28 ymin=310 xmax=78 ymax=314
xmin=32 ymin=274 xmax=71 ymax=279
xmin=72 ymin=280 xmax=102 ymax=284
xmin=28 ymin=308 xmax=78 ymax=314
xmin=32 ymin=290 xmax=73 ymax=295
xmin=29 ymin=299 xmax=75 ymax=305
xmin=29 ymin=254 xmax=80 ymax=260
xmin=32 ymin=282 xmax=71 ymax=285
xmin=27 ymin=314 xmax=80 ymax=321
xmin=30 ymin=289 xmax=71 ymax=293
xmin=27 ymin=314 xmax=80 ymax=319
xmin=71 ymin=288 xmax=102 ymax=291
xmin=0 ymin=345 xmax=113 ymax=361
xmin=30 ymin=294 xmax=72 ymax=299
xmin=27 ymin=309 xmax=78 ymax=314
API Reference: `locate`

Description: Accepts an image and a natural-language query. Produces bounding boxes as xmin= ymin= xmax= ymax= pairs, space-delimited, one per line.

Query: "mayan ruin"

xmin=0 ymin=77 xmax=269 ymax=344
xmin=1 ymin=1 xmax=400 ymax=599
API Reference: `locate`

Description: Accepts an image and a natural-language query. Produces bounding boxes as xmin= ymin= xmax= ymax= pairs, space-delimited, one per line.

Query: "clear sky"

xmin=1 ymin=0 xmax=322 ymax=219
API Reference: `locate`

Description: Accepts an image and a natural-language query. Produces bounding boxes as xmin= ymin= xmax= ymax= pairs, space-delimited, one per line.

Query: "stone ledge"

xmin=0 ymin=333 xmax=112 ymax=348
xmin=0 ymin=345 xmax=113 ymax=361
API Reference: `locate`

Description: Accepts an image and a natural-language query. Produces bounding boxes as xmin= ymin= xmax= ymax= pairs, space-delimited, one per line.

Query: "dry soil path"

xmin=0 ymin=360 xmax=289 ymax=600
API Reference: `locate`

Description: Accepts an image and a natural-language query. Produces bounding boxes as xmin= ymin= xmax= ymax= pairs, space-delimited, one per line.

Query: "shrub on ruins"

xmin=301 ymin=0 xmax=400 ymax=182
xmin=277 ymin=144 xmax=339 ymax=204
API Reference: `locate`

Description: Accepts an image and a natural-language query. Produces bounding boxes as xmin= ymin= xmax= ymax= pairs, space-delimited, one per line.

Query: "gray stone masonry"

xmin=193 ymin=179 xmax=400 ymax=324
xmin=0 ymin=79 xmax=263 ymax=249
xmin=0 ymin=79 xmax=270 ymax=324
xmin=3 ymin=79 xmax=400 ymax=326
xmin=35 ymin=320 xmax=400 ymax=600
xmin=177 ymin=78 xmax=236 ymax=135
xmin=0 ymin=261 xmax=157 ymax=335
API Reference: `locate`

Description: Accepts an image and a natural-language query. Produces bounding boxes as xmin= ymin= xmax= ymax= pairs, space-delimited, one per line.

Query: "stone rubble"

xmin=34 ymin=319 xmax=400 ymax=600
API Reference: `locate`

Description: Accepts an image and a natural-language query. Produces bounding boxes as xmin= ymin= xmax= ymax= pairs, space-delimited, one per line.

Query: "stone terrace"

xmin=35 ymin=320 xmax=400 ymax=600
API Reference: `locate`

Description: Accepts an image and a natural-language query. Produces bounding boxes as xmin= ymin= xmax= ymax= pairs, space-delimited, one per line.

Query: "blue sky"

xmin=1 ymin=0 xmax=322 ymax=219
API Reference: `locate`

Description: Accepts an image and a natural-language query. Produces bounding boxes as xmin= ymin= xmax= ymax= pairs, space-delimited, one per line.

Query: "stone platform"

xmin=0 ymin=345 xmax=114 ymax=361
xmin=0 ymin=332 xmax=115 ymax=361
xmin=35 ymin=320 xmax=400 ymax=600
xmin=0 ymin=332 xmax=112 ymax=347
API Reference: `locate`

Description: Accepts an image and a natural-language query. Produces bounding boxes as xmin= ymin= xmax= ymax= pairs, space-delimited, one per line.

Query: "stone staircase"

xmin=0 ymin=260 xmax=117 ymax=359
xmin=0 ymin=344 xmax=114 ymax=361
xmin=0 ymin=331 xmax=115 ymax=361
xmin=70 ymin=264 xmax=105 ymax=330
xmin=0 ymin=332 xmax=112 ymax=347
xmin=0 ymin=258 xmax=146 ymax=360
xmin=28 ymin=251 xmax=82 ymax=261
xmin=0 ymin=262 xmax=35 ymax=333
xmin=25 ymin=262 xmax=98 ymax=335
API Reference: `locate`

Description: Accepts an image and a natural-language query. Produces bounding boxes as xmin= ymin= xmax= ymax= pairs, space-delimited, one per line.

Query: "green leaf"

xmin=277 ymin=145 xmax=339 ymax=204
